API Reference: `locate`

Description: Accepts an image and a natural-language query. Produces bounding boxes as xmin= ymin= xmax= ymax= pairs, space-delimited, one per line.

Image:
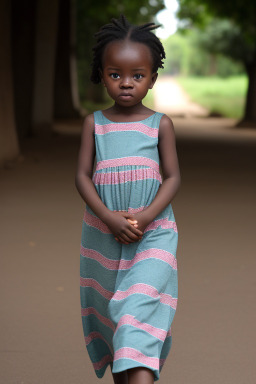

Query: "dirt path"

xmin=1 ymin=117 xmax=256 ymax=383
xmin=154 ymin=76 xmax=208 ymax=117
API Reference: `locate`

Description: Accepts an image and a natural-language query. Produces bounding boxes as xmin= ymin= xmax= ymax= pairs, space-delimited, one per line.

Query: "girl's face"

xmin=101 ymin=40 xmax=157 ymax=108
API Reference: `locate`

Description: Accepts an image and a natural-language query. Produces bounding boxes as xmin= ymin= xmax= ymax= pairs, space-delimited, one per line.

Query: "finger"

xmin=119 ymin=233 xmax=142 ymax=244
xmin=125 ymin=220 xmax=143 ymax=235
xmin=127 ymin=218 xmax=138 ymax=223
xmin=124 ymin=228 xmax=143 ymax=242
xmin=123 ymin=213 xmax=137 ymax=221
xmin=121 ymin=232 xmax=140 ymax=244
xmin=128 ymin=224 xmax=143 ymax=236
xmin=122 ymin=233 xmax=133 ymax=243
xmin=125 ymin=231 xmax=142 ymax=241
xmin=123 ymin=220 xmax=143 ymax=237
xmin=127 ymin=219 xmax=138 ymax=227
xmin=118 ymin=235 xmax=130 ymax=244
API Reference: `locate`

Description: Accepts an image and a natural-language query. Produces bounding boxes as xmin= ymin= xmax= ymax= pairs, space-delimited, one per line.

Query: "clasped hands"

xmin=105 ymin=210 xmax=150 ymax=245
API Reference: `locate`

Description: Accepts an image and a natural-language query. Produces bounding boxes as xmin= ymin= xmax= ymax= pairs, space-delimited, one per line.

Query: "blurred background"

xmin=1 ymin=0 xmax=255 ymax=383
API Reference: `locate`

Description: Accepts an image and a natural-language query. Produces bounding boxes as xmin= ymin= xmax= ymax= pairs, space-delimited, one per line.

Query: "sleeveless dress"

xmin=79 ymin=110 xmax=178 ymax=382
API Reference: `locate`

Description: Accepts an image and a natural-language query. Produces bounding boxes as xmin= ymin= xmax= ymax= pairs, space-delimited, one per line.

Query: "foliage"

xmin=161 ymin=33 xmax=190 ymax=75
xmin=175 ymin=1 xmax=256 ymax=123
xmin=176 ymin=75 xmax=247 ymax=118
xmin=193 ymin=18 xmax=255 ymax=64
xmin=177 ymin=0 xmax=256 ymax=66
xmin=161 ymin=31 xmax=244 ymax=77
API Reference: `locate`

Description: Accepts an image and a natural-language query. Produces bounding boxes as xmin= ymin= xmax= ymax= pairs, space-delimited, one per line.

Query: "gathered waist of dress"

xmin=92 ymin=164 xmax=162 ymax=184
xmin=95 ymin=156 xmax=160 ymax=173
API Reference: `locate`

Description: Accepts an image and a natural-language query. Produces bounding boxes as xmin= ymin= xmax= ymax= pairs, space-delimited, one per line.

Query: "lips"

xmin=119 ymin=93 xmax=133 ymax=100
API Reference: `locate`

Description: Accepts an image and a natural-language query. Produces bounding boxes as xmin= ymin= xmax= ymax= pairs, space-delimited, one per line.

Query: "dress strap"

xmin=153 ymin=112 xmax=165 ymax=130
xmin=93 ymin=110 xmax=103 ymax=125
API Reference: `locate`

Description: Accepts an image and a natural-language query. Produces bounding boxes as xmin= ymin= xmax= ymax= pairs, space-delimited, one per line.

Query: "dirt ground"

xmin=154 ymin=77 xmax=208 ymax=117
xmin=1 ymin=82 xmax=256 ymax=383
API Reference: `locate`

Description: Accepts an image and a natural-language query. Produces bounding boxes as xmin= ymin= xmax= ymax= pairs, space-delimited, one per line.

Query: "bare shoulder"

xmin=159 ymin=114 xmax=175 ymax=139
xmin=82 ymin=113 xmax=95 ymax=133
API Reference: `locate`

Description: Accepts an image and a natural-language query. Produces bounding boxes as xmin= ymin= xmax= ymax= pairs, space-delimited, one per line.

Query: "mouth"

xmin=119 ymin=93 xmax=133 ymax=100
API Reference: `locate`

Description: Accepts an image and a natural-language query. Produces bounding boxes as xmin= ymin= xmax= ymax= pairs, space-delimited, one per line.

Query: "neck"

xmin=112 ymin=102 xmax=145 ymax=116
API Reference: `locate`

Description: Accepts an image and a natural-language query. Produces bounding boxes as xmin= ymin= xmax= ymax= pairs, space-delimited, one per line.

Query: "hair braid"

xmin=90 ymin=14 xmax=166 ymax=84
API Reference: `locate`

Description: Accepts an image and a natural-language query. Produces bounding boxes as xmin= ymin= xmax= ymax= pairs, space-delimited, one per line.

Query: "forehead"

xmin=102 ymin=40 xmax=153 ymax=69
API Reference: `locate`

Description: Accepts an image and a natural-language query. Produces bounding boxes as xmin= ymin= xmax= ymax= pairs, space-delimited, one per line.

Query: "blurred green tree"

xmin=162 ymin=30 xmax=244 ymax=77
xmin=177 ymin=0 xmax=256 ymax=126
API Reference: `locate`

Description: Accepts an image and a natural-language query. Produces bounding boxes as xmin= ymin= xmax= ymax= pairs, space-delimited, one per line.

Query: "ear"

xmin=149 ymin=72 xmax=158 ymax=89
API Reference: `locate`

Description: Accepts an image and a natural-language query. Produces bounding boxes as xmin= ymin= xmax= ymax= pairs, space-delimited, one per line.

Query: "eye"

xmin=110 ymin=73 xmax=120 ymax=79
xmin=134 ymin=74 xmax=143 ymax=80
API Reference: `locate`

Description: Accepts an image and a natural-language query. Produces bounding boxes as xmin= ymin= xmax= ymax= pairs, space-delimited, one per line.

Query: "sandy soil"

xmin=1 ymin=85 xmax=256 ymax=383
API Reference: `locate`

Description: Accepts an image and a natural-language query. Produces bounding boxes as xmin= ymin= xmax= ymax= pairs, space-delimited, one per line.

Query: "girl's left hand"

xmin=114 ymin=211 xmax=151 ymax=243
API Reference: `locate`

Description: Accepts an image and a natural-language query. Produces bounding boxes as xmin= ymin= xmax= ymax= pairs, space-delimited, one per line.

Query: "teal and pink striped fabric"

xmin=80 ymin=110 xmax=178 ymax=381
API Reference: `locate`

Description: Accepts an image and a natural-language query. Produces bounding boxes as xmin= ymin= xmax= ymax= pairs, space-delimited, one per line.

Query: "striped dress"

xmin=80 ymin=110 xmax=178 ymax=382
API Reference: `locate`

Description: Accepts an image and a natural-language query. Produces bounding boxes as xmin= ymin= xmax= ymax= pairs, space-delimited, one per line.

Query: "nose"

xmin=120 ymin=76 xmax=133 ymax=89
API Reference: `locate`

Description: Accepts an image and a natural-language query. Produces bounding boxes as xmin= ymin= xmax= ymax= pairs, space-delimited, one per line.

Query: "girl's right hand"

xmin=105 ymin=211 xmax=144 ymax=245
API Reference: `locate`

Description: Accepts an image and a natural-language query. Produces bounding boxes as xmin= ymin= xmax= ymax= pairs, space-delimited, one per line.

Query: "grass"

xmin=176 ymin=75 xmax=248 ymax=119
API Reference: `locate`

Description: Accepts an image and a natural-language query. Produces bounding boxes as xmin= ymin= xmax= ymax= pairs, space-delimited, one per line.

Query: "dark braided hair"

xmin=91 ymin=14 xmax=166 ymax=84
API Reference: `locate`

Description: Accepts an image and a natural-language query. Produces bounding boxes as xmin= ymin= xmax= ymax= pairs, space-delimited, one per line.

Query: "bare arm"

xmin=75 ymin=114 xmax=112 ymax=223
xmin=142 ymin=114 xmax=181 ymax=222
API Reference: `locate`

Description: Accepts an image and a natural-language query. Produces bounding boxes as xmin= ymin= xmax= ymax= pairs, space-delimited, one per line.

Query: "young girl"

xmin=75 ymin=15 xmax=180 ymax=384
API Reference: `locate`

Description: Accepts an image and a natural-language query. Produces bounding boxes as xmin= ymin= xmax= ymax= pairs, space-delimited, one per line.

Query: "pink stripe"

xmin=93 ymin=168 xmax=162 ymax=184
xmin=115 ymin=314 xmax=167 ymax=341
xmin=81 ymin=245 xmax=177 ymax=271
xmin=80 ymin=245 xmax=119 ymax=269
xmin=81 ymin=306 xmax=115 ymax=330
xmin=112 ymin=283 xmax=177 ymax=310
xmin=83 ymin=209 xmax=177 ymax=234
xmin=85 ymin=331 xmax=114 ymax=355
xmin=167 ymin=327 xmax=172 ymax=337
xmin=145 ymin=217 xmax=178 ymax=233
xmin=95 ymin=123 xmax=158 ymax=138
xmin=80 ymin=277 xmax=114 ymax=300
xmin=95 ymin=157 xmax=160 ymax=173
xmin=161 ymin=293 xmax=177 ymax=308
xmin=119 ymin=248 xmax=177 ymax=270
xmin=92 ymin=354 xmax=113 ymax=371
xmin=83 ymin=210 xmax=111 ymax=233
xmin=127 ymin=206 xmax=145 ymax=213
xmin=114 ymin=347 xmax=159 ymax=370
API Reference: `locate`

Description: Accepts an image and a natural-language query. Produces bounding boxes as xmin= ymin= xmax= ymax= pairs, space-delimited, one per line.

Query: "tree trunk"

xmin=237 ymin=58 xmax=256 ymax=127
xmin=0 ymin=0 xmax=20 ymax=167
xmin=32 ymin=0 xmax=59 ymax=135
xmin=11 ymin=0 xmax=36 ymax=139
xmin=54 ymin=0 xmax=82 ymax=118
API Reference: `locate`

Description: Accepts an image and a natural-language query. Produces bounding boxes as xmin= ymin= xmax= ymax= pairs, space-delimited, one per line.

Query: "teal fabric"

xmin=80 ymin=110 xmax=178 ymax=381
